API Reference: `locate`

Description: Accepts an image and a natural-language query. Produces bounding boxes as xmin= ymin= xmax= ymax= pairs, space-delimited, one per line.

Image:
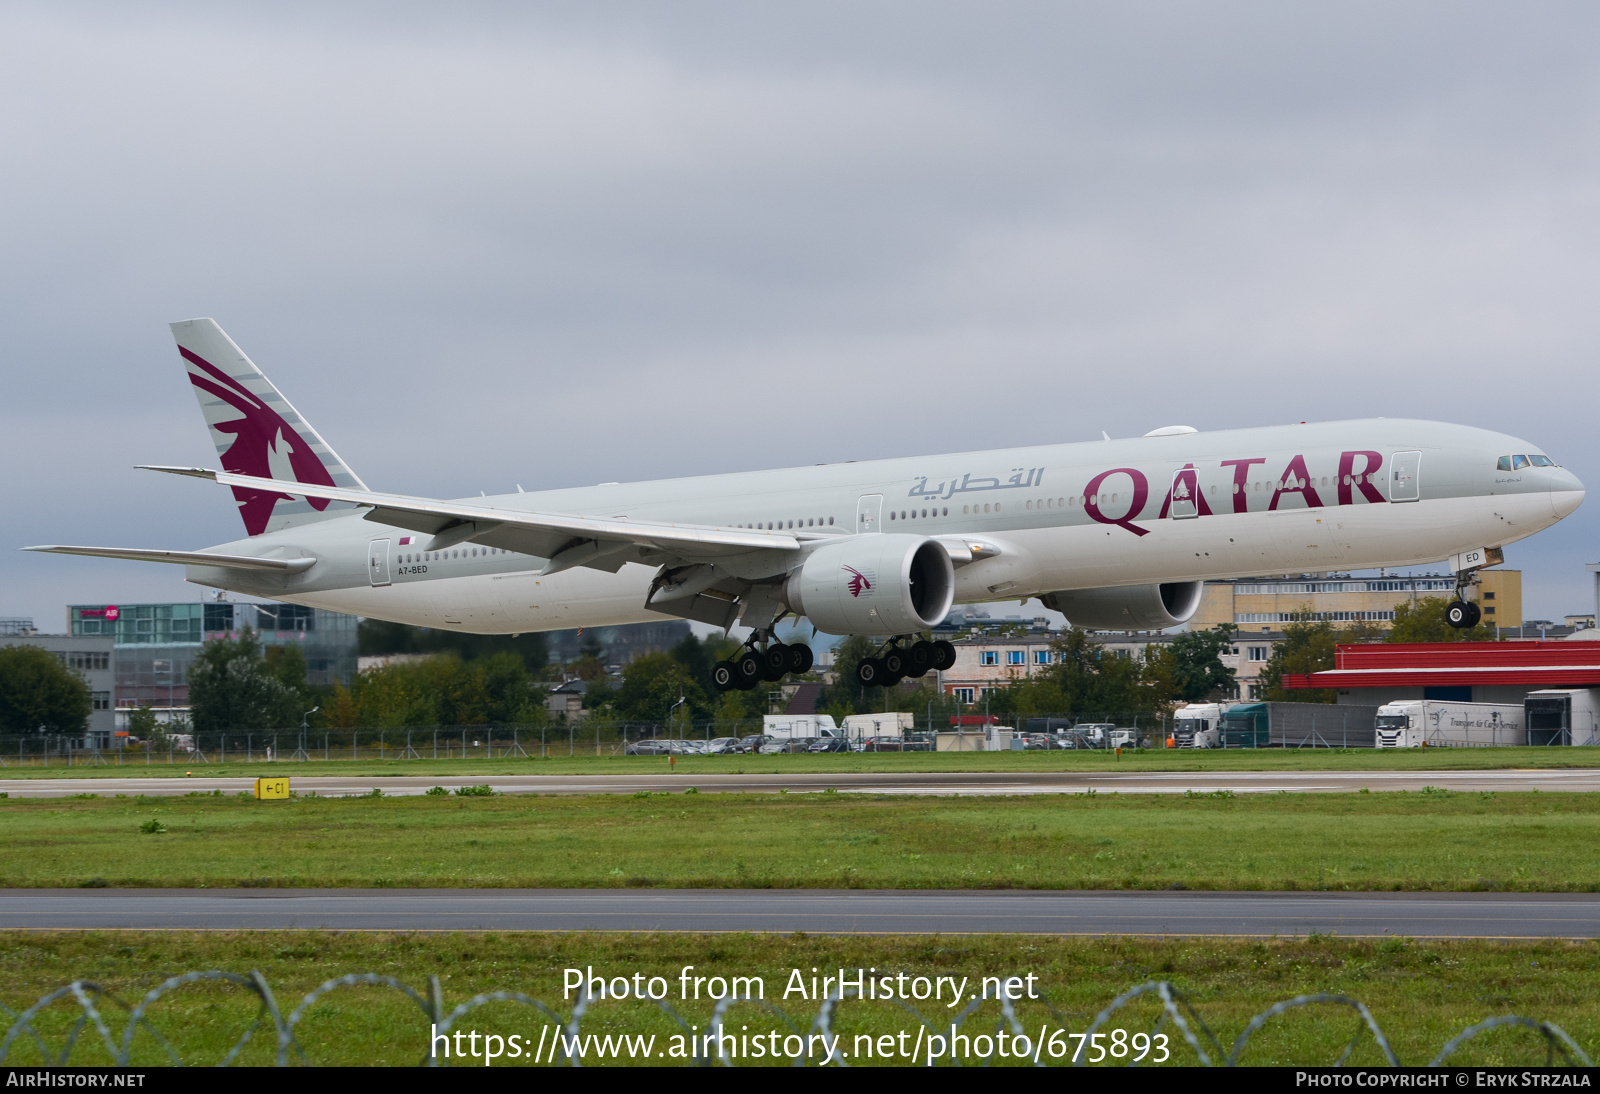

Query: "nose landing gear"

xmin=1445 ymin=562 xmax=1490 ymax=630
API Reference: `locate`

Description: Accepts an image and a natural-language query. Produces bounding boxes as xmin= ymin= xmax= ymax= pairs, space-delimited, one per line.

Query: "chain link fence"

xmin=0 ymin=713 xmax=1175 ymax=766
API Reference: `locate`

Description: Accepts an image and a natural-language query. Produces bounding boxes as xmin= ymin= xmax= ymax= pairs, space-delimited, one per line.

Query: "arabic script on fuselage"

xmin=908 ymin=467 xmax=1044 ymax=500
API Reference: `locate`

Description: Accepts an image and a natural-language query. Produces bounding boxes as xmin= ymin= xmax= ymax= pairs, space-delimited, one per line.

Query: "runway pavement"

xmin=2 ymin=889 xmax=1596 ymax=937
xmin=3 ymin=768 xmax=1599 ymax=798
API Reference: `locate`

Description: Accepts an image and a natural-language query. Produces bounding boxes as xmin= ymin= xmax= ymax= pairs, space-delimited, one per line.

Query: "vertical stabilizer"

xmin=170 ymin=318 xmax=368 ymax=536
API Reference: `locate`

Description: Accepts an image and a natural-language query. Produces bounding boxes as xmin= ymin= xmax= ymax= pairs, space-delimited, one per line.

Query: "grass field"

xmin=2 ymin=788 xmax=1596 ymax=891
xmin=4 ymin=745 xmax=1598 ymax=780
xmin=0 ymin=931 xmax=1594 ymax=1067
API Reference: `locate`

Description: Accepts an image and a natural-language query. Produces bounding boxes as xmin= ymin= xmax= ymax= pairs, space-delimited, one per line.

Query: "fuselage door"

xmin=1169 ymin=467 xmax=1200 ymax=519
xmin=856 ymin=494 xmax=884 ymax=534
xmin=367 ymin=538 xmax=392 ymax=587
xmin=1390 ymin=451 xmax=1422 ymax=502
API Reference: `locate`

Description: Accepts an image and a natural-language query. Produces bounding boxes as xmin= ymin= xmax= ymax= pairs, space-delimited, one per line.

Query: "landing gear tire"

xmin=788 ymin=643 xmax=814 ymax=675
xmin=711 ymin=660 xmax=737 ymax=692
xmin=735 ymin=649 xmax=765 ymax=689
xmin=882 ymin=647 xmax=908 ymax=678
xmin=932 ymin=640 xmax=957 ymax=671
xmin=1446 ymin=600 xmax=1480 ymax=629
xmin=857 ymin=657 xmax=885 ymax=689
xmin=761 ymin=643 xmax=791 ymax=682
xmin=906 ymin=641 xmax=935 ymax=677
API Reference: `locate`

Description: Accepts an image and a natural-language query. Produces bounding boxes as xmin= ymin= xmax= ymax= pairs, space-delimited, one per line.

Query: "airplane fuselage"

xmin=183 ymin=418 xmax=1582 ymax=635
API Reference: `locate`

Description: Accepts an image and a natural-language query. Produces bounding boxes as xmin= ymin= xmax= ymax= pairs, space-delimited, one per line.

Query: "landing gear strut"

xmin=856 ymin=636 xmax=956 ymax=689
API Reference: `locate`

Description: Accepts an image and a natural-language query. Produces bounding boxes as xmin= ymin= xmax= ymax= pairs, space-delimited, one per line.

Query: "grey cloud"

xmin=1 ymin=1 xmax=1596 ymax=625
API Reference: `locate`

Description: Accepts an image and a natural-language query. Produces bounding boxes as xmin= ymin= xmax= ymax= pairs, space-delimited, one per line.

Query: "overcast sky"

xmin=2 ymin=2 xmax=1596 ymax=630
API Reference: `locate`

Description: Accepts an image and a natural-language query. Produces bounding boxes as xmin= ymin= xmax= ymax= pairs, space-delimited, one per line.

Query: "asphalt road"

xmin=2 ymin=889 xmax=1595 ymax=937
xmin=3 ymin=768 xmax=1599 ymax=798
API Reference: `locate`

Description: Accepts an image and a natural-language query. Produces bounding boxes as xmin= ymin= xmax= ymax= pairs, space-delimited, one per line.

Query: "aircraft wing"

xmin=21 ymin=545 xmax=316 ymax=572
xmin=139 ymin=466 xmax=812 ymax=575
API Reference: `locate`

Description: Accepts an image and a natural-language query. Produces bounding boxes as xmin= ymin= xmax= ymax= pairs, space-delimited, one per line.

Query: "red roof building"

xmin=1283 ymin=640 xmax=1600 ymax=706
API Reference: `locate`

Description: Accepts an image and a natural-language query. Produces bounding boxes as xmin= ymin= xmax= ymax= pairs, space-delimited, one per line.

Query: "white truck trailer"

xmin=1374 ymin=700 xmax=1525 ymax=748
xmin=842 ymin=713 xmax=914 ymax=739
xmin=1524 ymin=689 xmax=1600 ymax=747
xmin=1171 ymin=703 xmax=1227 ymax=749
xmin=762 ymin=714 xmax=842 ymax=740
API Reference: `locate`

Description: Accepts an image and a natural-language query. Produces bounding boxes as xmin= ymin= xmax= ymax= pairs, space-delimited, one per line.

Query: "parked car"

xmin=737 ymin=734 xmax=774 ymax=753
xmin=624 ymin=740 xmax=669 ymax=756
xmin=705 ymin=737 xmax=741 ymax=754
xmin=759 ymin=737 xmax=811 ymax=754
xmin=805 ymin=737 xmax=851 ymax=753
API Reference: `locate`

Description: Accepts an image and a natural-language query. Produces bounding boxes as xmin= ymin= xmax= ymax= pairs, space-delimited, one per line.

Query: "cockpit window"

xmin=1530 ymin=454 xmax=1555 ymax=467
xmin=1511 ymin=455 xmax=1530 ymax=470
xmin=1497 ymin=456 xmax=1512 ymax=471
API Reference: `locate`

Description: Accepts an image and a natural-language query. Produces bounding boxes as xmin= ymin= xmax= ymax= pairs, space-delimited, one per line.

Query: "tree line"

xmin=0 ymin=594 xmax=1506 ymax=735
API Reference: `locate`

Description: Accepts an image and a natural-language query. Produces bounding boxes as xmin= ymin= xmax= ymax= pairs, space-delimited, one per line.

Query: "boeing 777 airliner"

xmin=26 ymin=320 xmax=1584 ymax=691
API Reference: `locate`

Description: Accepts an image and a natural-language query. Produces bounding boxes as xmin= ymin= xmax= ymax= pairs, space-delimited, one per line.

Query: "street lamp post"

xmin=295 ymin=706 xmax=318 ymax=762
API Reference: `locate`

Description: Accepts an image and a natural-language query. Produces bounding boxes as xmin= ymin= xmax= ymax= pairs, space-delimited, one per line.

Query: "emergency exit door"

xmin=367 ymin=539 xmax=392 ymax=586
xmin=1389 ymin=451 xmax=1421 ymax=502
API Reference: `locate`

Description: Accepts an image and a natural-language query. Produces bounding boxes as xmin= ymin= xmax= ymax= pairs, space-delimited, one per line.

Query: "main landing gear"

xmin=711 ymin=639 xmax=815 ymax=692
xmin=856 ymin=637 xmax=956 ymax=690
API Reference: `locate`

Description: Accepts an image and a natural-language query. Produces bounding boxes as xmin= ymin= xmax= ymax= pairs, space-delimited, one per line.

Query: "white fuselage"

xmin=187 ymin=418 xmax=1583 ymax=635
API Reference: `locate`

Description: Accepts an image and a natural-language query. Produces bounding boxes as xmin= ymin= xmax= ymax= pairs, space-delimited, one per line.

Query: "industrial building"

xmin=1284 ymin=639 xmax=1600 ymax=708
xmin=1191 ymin=570 xmax=1523 ymax=632
xmin=0 ymin=629 xmax=116 ymax=745
xmin=68 ymin=600 xmax=358 ymax=724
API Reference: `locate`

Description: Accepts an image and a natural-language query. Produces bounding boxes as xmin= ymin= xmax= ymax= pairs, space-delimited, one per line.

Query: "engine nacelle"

xmin=785 ymin=534 xmax=955 ymax=636
xmin=1039 ymin=581 xmax=1203 ymax=631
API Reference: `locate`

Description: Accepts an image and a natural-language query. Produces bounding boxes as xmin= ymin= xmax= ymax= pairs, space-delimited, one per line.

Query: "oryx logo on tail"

xmin=180 ymin=346 xmax=337 ymax=535
xmin=171 ymin=319 xmax=367 ymax=536
xmin=844 ymin=565 xmax=873 ymax=598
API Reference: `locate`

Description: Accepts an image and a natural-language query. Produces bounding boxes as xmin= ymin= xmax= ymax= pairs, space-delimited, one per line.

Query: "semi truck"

xmin=1171 ymin=703 xmax=1227 ymax=748
xmin=1374 ymin=700 xmax=1525 ymax=748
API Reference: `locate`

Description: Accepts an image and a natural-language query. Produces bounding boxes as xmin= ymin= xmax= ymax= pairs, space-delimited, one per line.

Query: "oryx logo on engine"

xmin=843 ymin=565 xmax=873 ymax=598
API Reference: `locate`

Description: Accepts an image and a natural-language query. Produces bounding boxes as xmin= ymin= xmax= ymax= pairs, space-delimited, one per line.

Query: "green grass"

xmin=3 ymin=788 xmax=1597 ymax=891
xmin=0 ymin=931 xmax=1594 ymax=1067
xmin=4 ymin=745 xmax=1599 ymax=779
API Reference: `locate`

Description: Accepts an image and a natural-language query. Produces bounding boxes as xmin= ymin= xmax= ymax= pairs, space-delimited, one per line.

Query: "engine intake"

xmin=1039 ymin=581 xmax=1203 ymax=631
xmin=785 ymin=535 xmax=955 ymax=636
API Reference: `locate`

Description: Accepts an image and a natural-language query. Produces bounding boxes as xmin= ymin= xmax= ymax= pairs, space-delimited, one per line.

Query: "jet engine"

xmin=784 ymin=534 xmax=955 ymax=636
xmin=1039 ymin=582 xmax=1203 ymax=631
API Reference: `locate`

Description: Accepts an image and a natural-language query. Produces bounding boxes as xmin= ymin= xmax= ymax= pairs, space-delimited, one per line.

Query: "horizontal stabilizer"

xmin=21 ymin=545 xmax=316 ymax=572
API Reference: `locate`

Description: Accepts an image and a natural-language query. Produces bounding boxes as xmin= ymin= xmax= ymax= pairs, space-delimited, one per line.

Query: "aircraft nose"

xmin=1550 ymin=467 xmax=1585 ymax=520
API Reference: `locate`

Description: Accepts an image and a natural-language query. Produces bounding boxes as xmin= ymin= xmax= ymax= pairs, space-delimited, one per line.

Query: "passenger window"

xmin=1512 ymin=455 xmax=1529 ymax=470
xmin=1530 ymin=455 xmax=1555 ymax=467
xmin=1497 ymin=456 xmax=1512 ymax=472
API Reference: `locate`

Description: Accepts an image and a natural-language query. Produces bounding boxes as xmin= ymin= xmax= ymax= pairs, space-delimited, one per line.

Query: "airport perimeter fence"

xmin=0 ymin=970 xmax=1589 ymax=1068
xmin=0 ymin=713 xmax=1172 ymax=767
